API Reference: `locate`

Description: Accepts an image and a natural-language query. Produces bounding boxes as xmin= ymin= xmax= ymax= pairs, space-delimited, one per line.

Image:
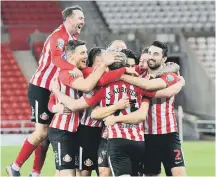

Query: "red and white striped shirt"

xmin=83 ymin=81 xmax=157 ymax=141
xmin=48 ymin=67 xmax=81 ymax=132
xmin=144 ymin=96 xmax=178 ymax=134
xmin=144 ymin=72 xmax=179 ymax=134
xmin=30 ymin=24 xmax=78 ymax=90
xmin=79 ymin=67 xmax=126 ymax=128
xmin=80 ymin=107 xmax=102 ymax=127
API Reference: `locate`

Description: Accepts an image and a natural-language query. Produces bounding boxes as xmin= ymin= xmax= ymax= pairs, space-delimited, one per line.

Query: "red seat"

xmin=1 ymin=43 xmax=30 ymax=121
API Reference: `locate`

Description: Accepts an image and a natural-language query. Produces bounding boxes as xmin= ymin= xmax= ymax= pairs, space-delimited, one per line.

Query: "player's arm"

xmin=51 ymin=80 xmax=103 ymax=111
xmin=91 ymin=97 xmax=130 ymax=120
xmin=121 ymin=72 xmax=179 ymax=91
xmin=151 ymin=63 xmax=180 ymax=78
xmin=103 ymin=99 xmax=150 ymax=125
xmin=48 ymin=93 xmax=72 ymax=114
xmin=141 ymin=76 xmax=185 ymax=98
xmin=50 ymin=35 xmax=74 ymax=70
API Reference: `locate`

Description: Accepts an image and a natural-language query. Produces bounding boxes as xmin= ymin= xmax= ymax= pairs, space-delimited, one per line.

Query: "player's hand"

xmin=102 ymin=51 xmax=124 ymax=66
xmin=148 ymin=73 xmax=157 ymax=79
xmin=125 ymin=67 xmax=139 ymax=77
xmin=51 ymin=79 xmax=60 ymax=93
xmin=178 ymin=76 xmax=185 ymax=86
xmin=103 ymin=115 xmax=117 ymax=126
xmin=53 ymin=103 xmax=72 ymax=114
xmin=116 ymin=97 xmax=130 ymax=110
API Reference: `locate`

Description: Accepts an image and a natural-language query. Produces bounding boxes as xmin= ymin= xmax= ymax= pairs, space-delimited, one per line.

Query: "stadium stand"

xmin=96 ymin=1 xmax=215 ymax=33
xmin=32 ymin=42 xmax=44 ymax=62
xmin=187 ymin=37 xmax=215 ymax=80
xmin=1 ymin=1 xmax=61 ymax=50
xmin=1 ymin=43 xmax=34 ymax=133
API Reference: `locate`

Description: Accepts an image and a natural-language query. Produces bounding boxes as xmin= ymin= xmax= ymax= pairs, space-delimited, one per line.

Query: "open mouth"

xmin=78 ymin=24 xmax=83 ymax=30
xmin=81 ymin=60 xmax=86 ymax=64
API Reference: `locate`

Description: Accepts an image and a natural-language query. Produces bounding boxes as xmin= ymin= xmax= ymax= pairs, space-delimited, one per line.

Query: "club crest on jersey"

xmin=166 ymin=74 xmax=174 ymax=82
xmin=84 ymin=159 xmax=93 ymax=166
xmin=63 ymin=154 xmax=72 ymax=162
xmin=56 ymin=38 xmax=64 ymax=49
xmin=40 ymin=112 xmax=49 ymax=120
xmin=85 ymin=91 xmax=94 ymax=98
xmin=69 ymin=70 xmax=79 ymax=78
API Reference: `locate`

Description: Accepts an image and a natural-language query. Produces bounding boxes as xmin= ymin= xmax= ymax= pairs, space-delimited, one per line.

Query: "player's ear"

xmin=162 ymin=56 xmax=167 ymax=63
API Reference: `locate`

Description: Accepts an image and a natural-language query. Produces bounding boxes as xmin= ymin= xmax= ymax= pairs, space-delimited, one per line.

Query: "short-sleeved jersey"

xmin=30 ymin=24 xmax=78 ymax=90
xmin=144 ymin=72 xmax=179 ymax=134
xmin=49 ymin=66 xmax=81 ymax=132
xmin=83 ymin=80 xmax=157 ymax=141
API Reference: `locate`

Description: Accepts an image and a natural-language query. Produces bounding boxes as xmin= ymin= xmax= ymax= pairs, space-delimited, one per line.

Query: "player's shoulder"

xmin=50 ymin=24 xmax=69 ymax=40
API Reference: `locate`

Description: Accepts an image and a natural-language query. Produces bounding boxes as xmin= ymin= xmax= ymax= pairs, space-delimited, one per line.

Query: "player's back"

xmin=101 ymin=80 xmax=145 ymax=141
xmin=30 ymin=24 xmax=74 ymax=90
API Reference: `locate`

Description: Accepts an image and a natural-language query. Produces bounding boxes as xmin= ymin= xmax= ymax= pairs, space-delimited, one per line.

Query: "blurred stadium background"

xmin=1 ymin=0 xmax=215 ymax=176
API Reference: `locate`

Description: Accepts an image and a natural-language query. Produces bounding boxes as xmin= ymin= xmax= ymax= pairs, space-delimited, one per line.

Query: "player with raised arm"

xmin=6 ymin=6 xmax=86 ymax=177
xmin=121 ymin=41 xmax=187 ymax=176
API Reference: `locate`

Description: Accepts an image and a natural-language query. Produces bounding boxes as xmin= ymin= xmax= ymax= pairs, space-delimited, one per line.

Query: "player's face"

xmin=74 ymin=45 xmax=88 ymax=69
xmin=94 ymin=49 xmax=106 ymax=66
xmin=126 ymin=58 xmax=136 ymax=68
xmin=147 ymin=45 xmax=166 ymax=69
xmin=139 ymin=53 xmax=149 ymax=69
xmin=70 ymin=10 xmax=85 ymax=34
xmin=108 ymin=41 xmax=127 ymax=51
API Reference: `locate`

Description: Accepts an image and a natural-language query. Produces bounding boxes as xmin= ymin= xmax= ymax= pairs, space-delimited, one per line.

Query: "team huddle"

xmin=6 ymin=5 xmax=187 ymax=177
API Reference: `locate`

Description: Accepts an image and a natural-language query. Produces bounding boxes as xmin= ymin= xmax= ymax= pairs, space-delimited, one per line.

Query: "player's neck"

xmin=63 ymin=22 xmax=75 ymax=36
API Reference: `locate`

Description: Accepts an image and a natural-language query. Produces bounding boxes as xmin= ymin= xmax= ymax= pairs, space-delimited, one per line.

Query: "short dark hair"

xmin=65 ymin=40 xmax=86 ymax=53
xmin=109 ymin=52 xmax=127 ymax=71
xmin=62 ymin=5 xmax=83 ymax=21
xmin=150 ymin=41 xmax=168 ymax=57
xmin=121 ymin=49 xmax=139 ymax=65
xmin=88 ymin=47 xmax=104 ymax=67
xmin=141 ymin=47 xmax=149 ymax=54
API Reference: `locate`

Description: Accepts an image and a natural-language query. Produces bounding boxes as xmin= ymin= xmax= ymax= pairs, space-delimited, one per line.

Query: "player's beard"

xmin=147 ymin=59 xmax=161 ymax=70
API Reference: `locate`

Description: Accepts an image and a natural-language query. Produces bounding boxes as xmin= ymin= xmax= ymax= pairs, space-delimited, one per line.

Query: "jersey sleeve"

xmin=50 ymin=34 xmax=74 ymax=70
xmin=141 ymin=89 xmax=157 ymax=98
xmin=142 ymin=95 xmax=151 ymax=103
xmin=58 ymin=68 xmax=82 ymax=87
xmin=48 ymin=93 xmax=57 ymax=112
xmin=81 ymin=67 xmax=93 ymax=78
xmin=83 ymin=88 xmax=105 ymax=106
xmin=160 ymin=72 xmax=179 ymax=87
xmin=97 ymin=68 xmax=126 ymax=86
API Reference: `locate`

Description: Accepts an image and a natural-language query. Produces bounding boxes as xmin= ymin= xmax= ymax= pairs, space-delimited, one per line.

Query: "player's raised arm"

xmin=70 ymin=51 xmax=123 ymax=92
xmin=91 ymin=97 xmax=130 ymax=120
xmin=50 ymin=34 xmax=75 ymax=70
xmin=103 ymin=99 xmax=150 ymax=125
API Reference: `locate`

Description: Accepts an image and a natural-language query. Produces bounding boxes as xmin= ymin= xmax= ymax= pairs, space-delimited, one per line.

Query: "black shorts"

xmin=48 ymin=128 xmax=79 ymax=170
xmin=98 ymin=138 xmax=108 ymax=168
xmin=28 ymin=83 xmax=54 ymax=124
xmin=107 ymin=138 xmax=145 ymax=176
xmin=77 ymin=125 xmax=102 ymax=171
xmin=144 ymin=132 xmax=185 ymax=175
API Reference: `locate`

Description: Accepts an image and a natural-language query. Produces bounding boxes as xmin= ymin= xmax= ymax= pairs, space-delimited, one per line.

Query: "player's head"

xmin=108 ymin=52 xmax=127 ymax=70
xmin=148 ymin=41 xmax=168 ymax=69
xmin=62 ymin=5 xmax=84 ymax=35
xmin=121 ymin=49 xmax=138 ymax=69
xmin=65 ymin=40 xmax=87 ymax=69
xmin=88 ymin=47 xmax=105 ymax=67
xmin=139 ymin=47 xmax=149 ymax=70
xmin=107 ymin=40 xmax=127 ymax=52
